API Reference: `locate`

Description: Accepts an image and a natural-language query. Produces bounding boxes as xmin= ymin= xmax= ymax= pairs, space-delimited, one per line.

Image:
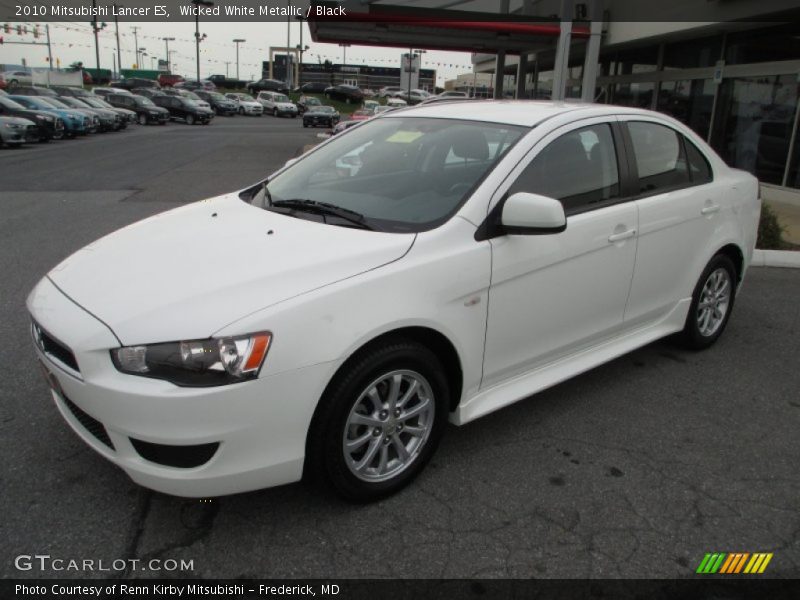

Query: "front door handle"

xmin=701 ymin=204 xmax=720 ymax=215
xmin=608 ymin=229 xmax=636 ymax=243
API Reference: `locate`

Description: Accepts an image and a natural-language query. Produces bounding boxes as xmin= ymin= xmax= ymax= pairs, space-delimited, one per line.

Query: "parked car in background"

xmin=225 ymin=93 xmax=263 ymax=116
xmin=79 ymin=95 xmax=135 ymax=126
xmin=116 ymin=78 xmax=161 ymax=91
xmin=419 ymin=95 xmax=480 ymax=106
xmin=152 ymin=95 xmax=214 ymax=125
xmin=44 ymin=97 xmax=101 ymax=133
xmin=378 ymin=86 xmax=404 ymax=98
xmin=324 ymin=84 xmax=364 ymax=104
xmin=107 ymin=94 xmax=169 ymax=125
xmin=295 ymin=82 xmax=329 ymax=94
xmin=51 ymin=86 xmax=92 ymax=99
xmin=257 ymin=91 xmax=298 ymax=117
xmin=157 ymin=73 xmax=185 ymax=88
xmin=296 ymin=94 xmax=323 ymax=115
xmin=331 ymin=119 xmax=361 ymax=135
xmin=436 ymin=91 xmax=469 ymax=98
xmin=247 ymin=78 xmax=290 ymax=95
xmin=400 ymin=89 xmax=432 ymax=105
xmin=0 ymin=95 xmax=65 ymax=141
xmin=361 ymin=89 xmax=376 ymax=98
xmin=362 ymin=99 xmax=380 ymax=113
xmin=8 ymin=95 xmax=90 ymax=137
xmin=207 ymin=75 xmax=248 ymax=89
xmin=195 ymin=91 xmax=238 ymax=116
xmin=131 ymin=88 xmax=167 ymax=100
xmin=371 ymin=106 xmax=397 ymax=116
xmin=348 ymin=109 xmax=373 ymax=123
xmin=302 ymin=105 xmax=340 ymax=128
xmin=0 ymin=70 xmax=33 ymax=89
xmin=93 ymin=87 xmax=131 ymax=99
xmin=176 ymin=79 xmax=216 ymax=92
xmin=162 ymin=88 xmax=212 ymax=112
xmin=8 ymin=85 xmax=58 ymax=97
xmin=386 ymin=97 xmax=408 ymax=108
xmin=57 ymin=96 xmax=120 ymax=132
xmin=0 ymin=115 xmax=39 ymax=147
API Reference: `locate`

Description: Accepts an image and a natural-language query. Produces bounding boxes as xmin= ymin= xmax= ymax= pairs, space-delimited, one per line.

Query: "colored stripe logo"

xmin=696 ymin=552 xmax=773 ymax=574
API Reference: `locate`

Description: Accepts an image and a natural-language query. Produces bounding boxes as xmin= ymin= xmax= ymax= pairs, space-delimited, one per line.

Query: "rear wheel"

xmin=186 ymin=114 xmax=195 ymax=125
xmin=680 ymin=254 xmax=737 ymax=350
xmin=137 ymin=113 xmax=147 ymax=126
xmin=306 ymin=340 xmax=449 ymax=501
xmin=273 ymin=108 xmax=278 ymax=117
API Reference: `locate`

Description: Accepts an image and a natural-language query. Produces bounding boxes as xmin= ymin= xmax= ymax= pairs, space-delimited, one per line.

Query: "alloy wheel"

xmin=343 ymin=370 xmax=435 ymax=483
xmin=697 ymin=267 xmax=731 ymax=337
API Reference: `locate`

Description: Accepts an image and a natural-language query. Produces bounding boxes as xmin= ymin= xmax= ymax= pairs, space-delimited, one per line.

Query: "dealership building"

xmin=311 ymin=0 xmax=800 ymax=241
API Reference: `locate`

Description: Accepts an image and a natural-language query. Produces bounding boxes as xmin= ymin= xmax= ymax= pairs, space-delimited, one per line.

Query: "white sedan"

xmin=28 ymin=101 xmax=759 ymax=501
xmin=224 ymin=93 xmax=263 ymax=116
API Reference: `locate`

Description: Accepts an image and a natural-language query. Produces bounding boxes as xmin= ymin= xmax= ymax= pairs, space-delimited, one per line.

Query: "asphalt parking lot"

xmin=1 ymin=116 xmax=798 ymax=580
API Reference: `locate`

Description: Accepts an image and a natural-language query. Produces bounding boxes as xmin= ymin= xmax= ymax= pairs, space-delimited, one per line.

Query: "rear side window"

xmin=684 ymin=137 xmax=713 ymax=184
xmin=627 ymin=121 xmax=690 ymax=193
xmin=508 ymin=123 xmax=620 ymax=214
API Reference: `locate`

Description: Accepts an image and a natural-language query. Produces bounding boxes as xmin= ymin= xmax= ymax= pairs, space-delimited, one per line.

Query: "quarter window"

xmin=628 ymin=121 xmax=690 ymax=193
xmin=684 ymin=138 xmax=713 ymax=184
xmin=508 ymin=123 xmax=620 ymax=214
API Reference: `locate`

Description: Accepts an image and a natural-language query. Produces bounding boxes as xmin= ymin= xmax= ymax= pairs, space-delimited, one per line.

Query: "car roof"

xmin=388 ymin=100 xmax=661 ymax=128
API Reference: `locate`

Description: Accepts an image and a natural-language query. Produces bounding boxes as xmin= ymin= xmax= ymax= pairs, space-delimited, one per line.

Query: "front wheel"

xmin=306 ymin=340 xmax=449 ymax=502
xmin=186 ymin=114 xmax=195 ymax=125
xmin=273 ymin=108 xmax=278 ymax=117
xmin=137 ymin=113 xmax=147 ymax=126
xmin=679 ymin=254 xmax=737 ymax=350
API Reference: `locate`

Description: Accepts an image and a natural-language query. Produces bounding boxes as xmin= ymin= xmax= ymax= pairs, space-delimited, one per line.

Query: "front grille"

xmin=55 ymin=118 xmax=65 ymax=130
xmin=62 ymin=394 xmax=115 ymax=450
xmin=25 ymin=124 xmax=39 ymax=141
xmin=34 ymin=323 xmax=80 ymax=373
xmin=130 ymin=439 xmax=219 ymax=468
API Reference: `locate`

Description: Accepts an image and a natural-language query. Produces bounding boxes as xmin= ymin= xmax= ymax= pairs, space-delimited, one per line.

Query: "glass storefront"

xmin=710 ymin=74 xmax=798 ymax=186
xmin=656 ymin=79 xmax=716 ymax=139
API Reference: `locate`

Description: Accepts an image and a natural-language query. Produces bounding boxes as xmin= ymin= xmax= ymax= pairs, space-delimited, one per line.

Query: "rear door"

xmin=618 ymin=117 xmax=719 ymax=328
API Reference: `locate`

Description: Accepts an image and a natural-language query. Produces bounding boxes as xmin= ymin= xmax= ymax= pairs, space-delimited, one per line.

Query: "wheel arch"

xmin=714 ymin=243 xmax=745 ymax=283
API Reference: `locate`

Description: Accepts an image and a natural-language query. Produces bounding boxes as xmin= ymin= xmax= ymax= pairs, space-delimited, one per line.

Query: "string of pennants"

xmin=4 ymin=20 xmax=474 ymax=72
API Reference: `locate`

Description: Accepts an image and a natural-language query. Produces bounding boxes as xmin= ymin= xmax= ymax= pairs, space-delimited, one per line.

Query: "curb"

xmin=752 ymin=249 xmax=800 ymax=269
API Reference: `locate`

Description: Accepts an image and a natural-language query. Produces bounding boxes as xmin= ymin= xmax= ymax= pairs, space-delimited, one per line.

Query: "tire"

xmin=186 ymin=114 xmax=195 ymax=125
xmin=239 ymin=107 xmax=245 ymax=115
xmin=273 ymin=108 xmax=278 ymax=117
xmin=137 ymin=113 xmax=147 ymax=126
xmin=679 ymin=254 xmax=737 ymax=350
xmin=303 ymin=122 xmax=308 ymax=128
xmin=306 ymin=339 xmax=449 ymax=502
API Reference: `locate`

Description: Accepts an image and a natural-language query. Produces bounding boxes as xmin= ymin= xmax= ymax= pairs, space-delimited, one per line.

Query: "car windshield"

xmin=58 ymin=98 xmax=81 ymax=107
xmin=42 ymin=97 xmax=69 ymax=108
xmin=82 ymin=97 xmax=106 ymax=108
xmin=252 ymin=117 xmax=524 ymax=233
xmin=184 ymin=92 xmax=201 ymax=100
xmin=316 ymin=106 xmax=335 ymax=113
xmin=136 ymin=97 xmax=155 ymax=107
xmin=185 ymin=100 xmax=200 ymax=107
xmin=208 ymin=92 xmax=225 ymax=100
xmin=238 ymin=94 xmax=254 ymax=101
xmin=273 ymin=94 xmax=289 ymax=103
xmin=306 ymin=97 xmax=321 ymax=105
xmin=24 ymin=97 xmax=56 ymax=109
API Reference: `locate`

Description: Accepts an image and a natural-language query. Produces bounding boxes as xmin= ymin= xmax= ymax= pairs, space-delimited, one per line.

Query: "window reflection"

xmin=710 ymin=75 xmax=798 ymax=185
xmin=656 ymin=79 xmax=715 ymax=139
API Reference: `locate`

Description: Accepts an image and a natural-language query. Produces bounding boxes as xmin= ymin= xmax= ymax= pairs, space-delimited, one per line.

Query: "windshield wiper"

xmin=270 ymin=199 xmax=374 ymax=230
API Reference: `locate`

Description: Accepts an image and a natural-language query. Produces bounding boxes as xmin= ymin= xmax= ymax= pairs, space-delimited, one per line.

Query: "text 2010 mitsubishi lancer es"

xmin=28 ymin=101 xmax=760 ymax=501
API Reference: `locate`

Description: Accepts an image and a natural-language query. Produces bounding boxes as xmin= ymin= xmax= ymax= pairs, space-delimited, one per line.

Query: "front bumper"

xmin=27 ymin=277 xmax=333 ymax=497
xmin=242 ymin=105 xmax=263 ymax=115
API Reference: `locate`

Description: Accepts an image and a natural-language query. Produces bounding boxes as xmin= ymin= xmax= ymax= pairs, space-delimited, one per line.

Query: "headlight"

xmin=3 ymin=122 xmax=23 ymax=129
xmin=111 ymin=332 xmax=271 ymax=387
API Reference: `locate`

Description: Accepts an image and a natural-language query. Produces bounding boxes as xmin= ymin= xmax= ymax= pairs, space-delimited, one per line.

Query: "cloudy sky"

xmin=2 ymin=20 xmax=475 ymax=84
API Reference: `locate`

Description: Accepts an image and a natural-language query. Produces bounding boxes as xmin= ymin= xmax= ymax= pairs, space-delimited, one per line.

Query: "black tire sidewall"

xmin=309 ymin=340 xmax=449 ymax=501
xmin=682 ymin=254 xmax=737 ymax=350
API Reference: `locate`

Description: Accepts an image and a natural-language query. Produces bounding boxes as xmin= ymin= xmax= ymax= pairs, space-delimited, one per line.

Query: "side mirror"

xmin=501 ymin=192 xmax=566 ymax=235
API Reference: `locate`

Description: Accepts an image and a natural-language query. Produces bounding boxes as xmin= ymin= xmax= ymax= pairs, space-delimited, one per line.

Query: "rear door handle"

xmin=608 ymin=229 xmax=636 ymax=243
xmin=701 ymin=204 xmax=720 ymax=215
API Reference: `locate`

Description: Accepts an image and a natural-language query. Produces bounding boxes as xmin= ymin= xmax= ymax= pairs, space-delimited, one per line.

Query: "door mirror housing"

xmin=501 ymin=192 xmax=566 ymax=235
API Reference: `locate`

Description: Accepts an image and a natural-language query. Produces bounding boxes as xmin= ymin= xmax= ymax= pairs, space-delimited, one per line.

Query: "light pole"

xmin=233 ymin=38 xmax=246 ymax=80
xmin=138 ymin=48 xmax=147 ymax=71
xmin=131 ymin=26 xmax=139 ymax=69
xmin=339 ymin=43 xmax=350 ymax=66
xmin=407 ymin=48 xmax=426 ymax=98
xmin=162 ymin=37 xmax=175 ymax=72
xmin=192 ymin=0 xmax=214 ymax=81
xmin=91 ymin=0 xmax=106 ymax=70
xmin=113 ymin=4 xmax=122 ymax=77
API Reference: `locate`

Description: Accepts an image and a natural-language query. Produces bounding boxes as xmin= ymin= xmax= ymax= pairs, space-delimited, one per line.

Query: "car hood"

xmin=2 ymin=116 xmax=34 ymax=125
xmin=47 ymin=194 xmax=415 ymax=345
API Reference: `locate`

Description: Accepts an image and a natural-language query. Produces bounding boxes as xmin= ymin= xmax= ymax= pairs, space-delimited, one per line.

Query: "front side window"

xmin=628 ymin=121 xmax=690 ymax=193
xmin=508 ymin=123 xmax=620 ymax=214
xmin=251 ymin=117 xmax=524 ymax=233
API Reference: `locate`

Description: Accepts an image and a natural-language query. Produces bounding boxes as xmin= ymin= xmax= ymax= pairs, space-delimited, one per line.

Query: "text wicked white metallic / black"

xmin=27 ymin=101 xmax=760 ymax=501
